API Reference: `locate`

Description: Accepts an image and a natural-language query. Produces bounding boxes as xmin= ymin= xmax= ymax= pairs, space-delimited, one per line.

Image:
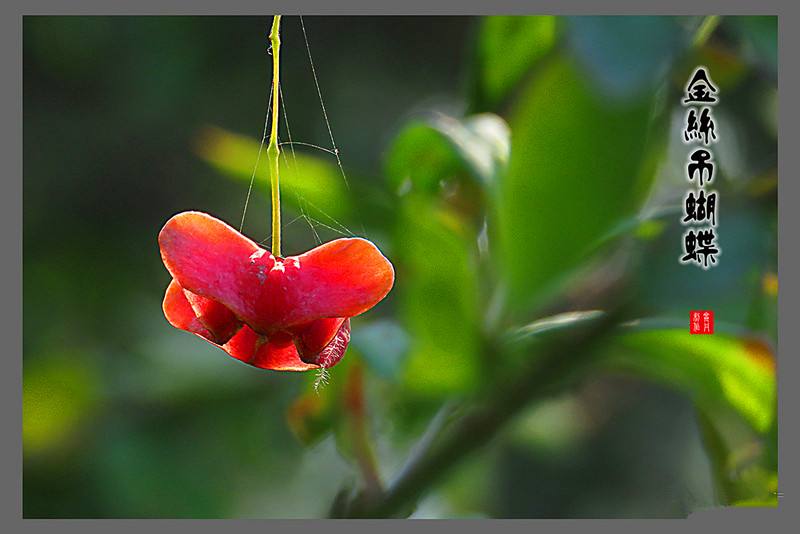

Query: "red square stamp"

xmin=690 ymin=310 xmax=714 ymax=334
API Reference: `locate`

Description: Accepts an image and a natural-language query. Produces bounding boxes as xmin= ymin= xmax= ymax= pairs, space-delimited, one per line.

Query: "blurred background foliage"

xmin=23 ymin=15 xmax=777 ymax=518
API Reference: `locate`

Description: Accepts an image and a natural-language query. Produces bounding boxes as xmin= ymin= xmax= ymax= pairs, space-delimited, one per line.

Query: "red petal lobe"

xmin=159 ymin=211 xmax=273 ymax=323
xmin=223 ymin=327 xmax=317 ymax=371
xmin=291 ymin=317 xmax=347 ymax=360
xmin=269 ymin=238 xmax=394 ymax=327
xmin=163 ymin=279 xmax=214 ymax=339
xmin=298 ymin=318 xmax=351 ymax=368
xmin=182 ymin=288 xmax=241 ymax=344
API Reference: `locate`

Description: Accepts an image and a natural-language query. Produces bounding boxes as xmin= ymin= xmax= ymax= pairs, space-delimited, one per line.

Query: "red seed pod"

xmin=159 ymin=211 xmax=394 ymax=371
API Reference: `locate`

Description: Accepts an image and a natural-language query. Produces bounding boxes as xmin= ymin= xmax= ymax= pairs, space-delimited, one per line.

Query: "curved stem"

xmin=267 ymin=15 xmax=282 ymax=257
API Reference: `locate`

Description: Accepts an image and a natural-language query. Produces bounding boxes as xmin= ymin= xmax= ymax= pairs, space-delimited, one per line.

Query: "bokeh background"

xmin=23 ymin=16 xmax=777 ymax=518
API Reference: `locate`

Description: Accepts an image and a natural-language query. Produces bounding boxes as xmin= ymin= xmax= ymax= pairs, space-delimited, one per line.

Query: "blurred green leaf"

xmin=471 ymin=16 xmax=558 ymax=110
xmin=496 ymin=57 xmax=665 ymax=309
xmin=24 ymin=352 xmax=101 ymax=455
xmin=385 ymin=114 xmax=509 ymax=194
xmin=728 ymin=466 xmax=778 ymax=506
xmin=397 ymin=195 xmax=480 ymax=395
xmin=510 ymin=395 xmax=587 ymax=454
xmin=508 ymin=310 xmax=605 ymax=344
xmin=350 ymin=319 xmax=410 ymax=381
xmin=510 ymin=311 xmax=775 ymax=434
xmin=196 ymin=125 xmax=351 ymax=221
xmin=386 ymin=121 xmax=461 ymax=194
xmin=286 ymin=356 xmax=356 ymax=447
xmin=603 ymin=328 xmax=775 ymax=433
xmin=331 ymin=361 xmax=375 ymax=469
xmin=430 ymin=114 xmax=510 ymax=187
xmin=733 ymin=499 xmax=778 ymax=507
xmin=566 ymin=16 xmax=686 ymax=99
xmin=601 ymin=205 xmax=678 ymax=246
xmin=286 ymin=386 xmax=337 ymax=447
xmin=288 ymin=357 xmax=379 ymax=484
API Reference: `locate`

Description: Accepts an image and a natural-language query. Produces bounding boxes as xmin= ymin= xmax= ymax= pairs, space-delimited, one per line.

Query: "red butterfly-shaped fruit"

xmin=159 ymin=211 xmax=394 ymax=371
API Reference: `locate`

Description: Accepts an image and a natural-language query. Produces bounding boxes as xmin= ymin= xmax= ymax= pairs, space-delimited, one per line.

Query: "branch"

xmin=336 ymin=307 xmax=625 ymax=518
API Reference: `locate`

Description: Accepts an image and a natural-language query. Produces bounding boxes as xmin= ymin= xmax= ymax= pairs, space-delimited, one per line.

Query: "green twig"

xmin=693 ymin=15 xmax=721 ymax=49
xmin=267 ymin=15 xmax=282 ymax=257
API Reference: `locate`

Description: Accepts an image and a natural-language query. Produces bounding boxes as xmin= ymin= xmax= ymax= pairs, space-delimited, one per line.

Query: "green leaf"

xmin=471 ymin=16 xmax=558 ymax=110
xmin=507 ymin=310 xmax=775 ymax=435
xmin=733 ymin=499 xmax=778 ymax=507
xmin=507 ymin=310 xmax=605 ymax=344
xmin=603 ymin=328 xmax=776 ymax=434
xmin=430 ymin=114 xmax=510 ymax=187
xmin=496 ymin=57 xmax=664 ymax=309
xmin=385 ymin=114 xmax=509 ymax=194
xmin=195 ymin=125 xmax=351 ymax=221
xmin=396 ymin=194 xmax=480 ymax=395
xmin=285 ymin=383 xmax=336 ymax=447
xmin=285 ymin=355 xmax=355 ymax=447
xmin=24 ymin=352 xmax=101 ymax=455
xmin=385 ymin=121 xmax=463 ymax=195
xmin=566 ymin=16 xmax=686 ymax=99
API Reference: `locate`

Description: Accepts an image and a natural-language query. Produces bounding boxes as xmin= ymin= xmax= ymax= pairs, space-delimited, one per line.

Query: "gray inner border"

xmin=3 ymin=0 xmax=795 ymax=532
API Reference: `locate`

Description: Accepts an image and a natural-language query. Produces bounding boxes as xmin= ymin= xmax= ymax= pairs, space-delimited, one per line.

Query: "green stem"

xmin=692 ymin=15 xmax=721 ymax=49
xmin=267 ymin=15 xmax=282 ymax=257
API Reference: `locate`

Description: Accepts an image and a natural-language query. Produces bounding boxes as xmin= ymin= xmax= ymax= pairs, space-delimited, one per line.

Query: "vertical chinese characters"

xmin=680 ymin=67 xmax=721 ymax=269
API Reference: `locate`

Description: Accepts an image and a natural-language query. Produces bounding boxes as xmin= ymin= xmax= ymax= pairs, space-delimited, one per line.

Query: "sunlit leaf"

xmin=471 ymin=16 xmax=558 ymax=110
xmin=385 ymin=121 xmax=462 ymax=194
xmin=728 ymin=467 xmax=778 ymax=506
xmin=430 ymin=114 xmax=510 ymax=187
xmin=23 ymin=353 xmax=100 ymax=455
xmin=509 ymin=311 xmax=775 ymax=434
xmin=603 ymin=328 xmax=775 ymax=433
xmin=733 ymin=499 xmax=778 ymax=507
xmin=385 ymin=114 xmax=509 ymax=194
xmin=496 ymin=57 xmax=665 ymax=310
xmin=195 ymin=125 xmax=351 ymax=221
